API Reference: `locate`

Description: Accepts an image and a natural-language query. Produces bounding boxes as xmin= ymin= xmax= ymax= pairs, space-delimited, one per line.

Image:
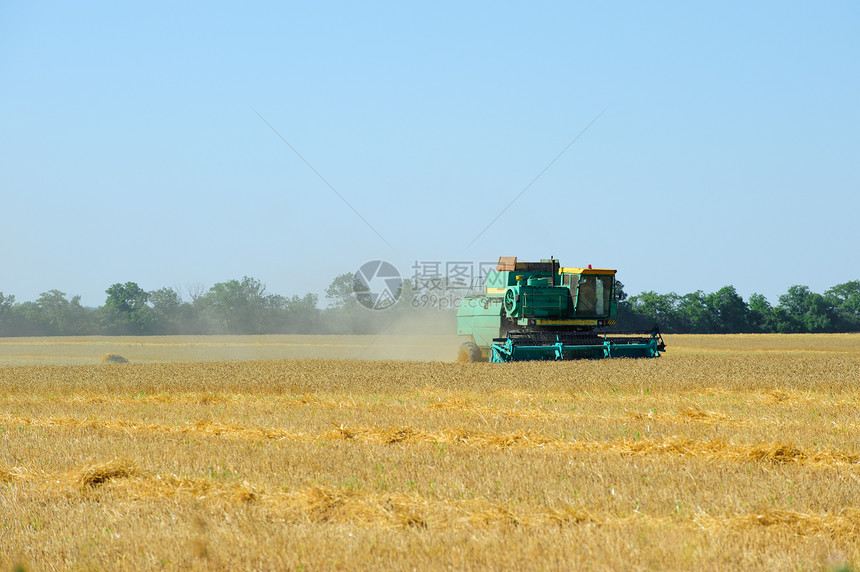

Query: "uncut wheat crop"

xmin=1 ymin=334 xmax=859 ymax=570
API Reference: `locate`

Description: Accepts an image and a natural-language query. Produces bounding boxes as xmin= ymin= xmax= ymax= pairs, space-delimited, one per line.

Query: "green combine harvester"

xmin=457 ymin=257 xmax=665 ymax=362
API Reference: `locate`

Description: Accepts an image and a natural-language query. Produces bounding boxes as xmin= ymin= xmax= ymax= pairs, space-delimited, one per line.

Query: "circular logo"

xmin=353 ymin=260 xmax=402 ymax=310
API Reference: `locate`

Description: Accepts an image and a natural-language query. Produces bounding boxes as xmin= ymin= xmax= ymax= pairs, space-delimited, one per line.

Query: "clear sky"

xmin=2 ymin=1 xmax=858 ymax=307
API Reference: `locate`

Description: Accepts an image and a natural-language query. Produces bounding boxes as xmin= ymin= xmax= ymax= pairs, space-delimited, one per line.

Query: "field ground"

xmin=0 ymin=334 xmax=462 ymax=366
xmin=1 ymin=334 xmax=859 ymax=570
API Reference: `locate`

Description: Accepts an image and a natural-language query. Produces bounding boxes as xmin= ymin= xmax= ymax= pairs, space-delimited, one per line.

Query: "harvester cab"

xmin=456 ymin=256 xmax=665 ymax=362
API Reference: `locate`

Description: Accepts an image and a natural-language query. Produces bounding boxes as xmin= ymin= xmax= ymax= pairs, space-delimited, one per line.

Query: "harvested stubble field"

xmin=0 ymin=334 xmax=461 ymax=366
xmin=1 ymin=334 xmax=859 ymax=570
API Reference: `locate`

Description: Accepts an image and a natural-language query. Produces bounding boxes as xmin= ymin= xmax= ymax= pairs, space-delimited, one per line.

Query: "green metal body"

xmin=457 ymin=257 xmax=664 ymax=362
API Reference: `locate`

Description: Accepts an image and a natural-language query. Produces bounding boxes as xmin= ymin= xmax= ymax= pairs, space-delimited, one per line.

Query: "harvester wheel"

xmin=458 ymin=341 xmax=483 ymax=363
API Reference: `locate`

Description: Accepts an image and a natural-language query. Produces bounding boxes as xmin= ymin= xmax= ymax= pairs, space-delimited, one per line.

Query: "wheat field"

xmin=0 ymin=334 xmax=461 ymax=366
xmin=1 ymin=334 xmax=859 ymax=570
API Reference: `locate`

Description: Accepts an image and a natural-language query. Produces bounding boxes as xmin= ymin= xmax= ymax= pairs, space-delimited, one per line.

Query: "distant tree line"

xmin=0 ymin=275 xmax=857 ymax=336
xmin=613 ymin=282 xmax=860 ymax=334
xmin=0 ymin=274 xmax=438 ymax=337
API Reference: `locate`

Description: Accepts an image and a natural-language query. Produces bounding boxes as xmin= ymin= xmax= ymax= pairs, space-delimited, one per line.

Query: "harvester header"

xmin=456 ymin=256 xmax=665 ymax=362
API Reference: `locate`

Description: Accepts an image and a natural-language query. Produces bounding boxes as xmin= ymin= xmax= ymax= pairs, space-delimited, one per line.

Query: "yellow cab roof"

xmin=559 ymin=267 xmax=617 ymax=275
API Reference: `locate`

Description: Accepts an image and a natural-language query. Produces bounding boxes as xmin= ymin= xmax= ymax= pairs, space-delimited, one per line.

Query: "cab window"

xmin=575 ymin=275 xmax=613 ymax=317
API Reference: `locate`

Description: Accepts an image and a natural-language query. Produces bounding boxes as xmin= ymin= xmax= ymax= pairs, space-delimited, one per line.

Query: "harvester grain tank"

xmin=457 ymin=256 xmax=665 ymax=362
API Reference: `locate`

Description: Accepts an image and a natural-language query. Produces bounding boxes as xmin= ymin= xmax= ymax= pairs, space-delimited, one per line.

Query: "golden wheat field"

xmin=0 ymin=334 xmax=461 ymax=366
xmin=1 ymin=334 xmax=860 ymax=571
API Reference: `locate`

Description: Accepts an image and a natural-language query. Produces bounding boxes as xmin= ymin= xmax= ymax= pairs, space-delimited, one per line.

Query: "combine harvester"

xmin=457 ymin=257 xmax=665 ymax=362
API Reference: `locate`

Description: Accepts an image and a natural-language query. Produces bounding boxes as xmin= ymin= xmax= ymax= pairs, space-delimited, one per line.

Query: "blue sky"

xmin=2 ymin=1 xmax=858 ymax=307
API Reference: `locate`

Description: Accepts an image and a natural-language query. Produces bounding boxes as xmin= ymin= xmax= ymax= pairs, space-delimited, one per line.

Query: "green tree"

xmin=11 ymin=301 xmax=43 ymax=336
xmin=614 ymin=280 xmax=628 ymax=303
xmin=0 ymin=292 xmax=14 ymax=313
xmin=625 ymin=291 xmax=679 ymax=332
xmin=150 ymin=287 xmax=184 ymax=334
xmin=103 ymin=282 xmax=155 ymax=334
xmin=825 ymin=281 xmax=860 ymax=331
xmin=748 ymin=293 xmax=773 ymax=332
xmin=769 ymin=306 xmax=801 ymax=333
xmin=0 ymin=292 xmax=16 ymax=335
xmin=706 ymin=286 xmax=749 ymax=333
xmin=322 ymin=272 xmax=362 ymax=333
xmin=199 ymin=276 xmax=280 ymax=334
xmin=36 ymin=290 xmax=88 ymax=334
xmin=777 ymin=285 xmax=834 ymax=333
xmin=283 ymin=293 xmax=322 ymax=333
xmin=675 ymin=291 xmax=715 ymax=333
xmin=325 ymin=273 xmax=359 ymax=309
